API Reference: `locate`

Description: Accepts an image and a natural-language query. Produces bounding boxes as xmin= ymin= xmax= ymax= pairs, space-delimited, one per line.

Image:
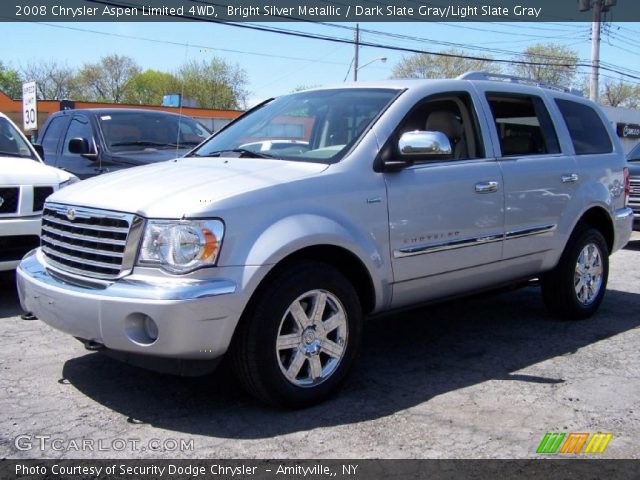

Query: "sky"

xmin=2 ymin=20 xmax=640 ymax=107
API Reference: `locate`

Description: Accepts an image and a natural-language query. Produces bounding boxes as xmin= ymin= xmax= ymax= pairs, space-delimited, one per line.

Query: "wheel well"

xmin=258 ymin=245 xmax=376 ymax=315
xmin=577 ymin=207 xmax=614 ymax=253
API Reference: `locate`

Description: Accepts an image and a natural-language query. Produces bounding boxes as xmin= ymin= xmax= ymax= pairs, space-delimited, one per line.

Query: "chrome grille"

xmin=630 ymin=179 xmax=640 ymax=197
xmin=41 ymin=203 xmax=141 ymax=280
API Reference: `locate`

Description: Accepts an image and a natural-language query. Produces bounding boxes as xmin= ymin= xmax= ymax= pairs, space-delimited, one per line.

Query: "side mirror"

xmin=68 ymin=137 xmax=98 ymax=161
xmin=32 ymin=144 xmax=44 ymax=161
xmin=398 ymin=131 xmax=452 ymax=156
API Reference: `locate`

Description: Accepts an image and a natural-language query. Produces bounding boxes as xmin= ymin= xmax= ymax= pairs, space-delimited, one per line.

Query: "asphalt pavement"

xmin=1 ymin=233 xmax=639 ymax=459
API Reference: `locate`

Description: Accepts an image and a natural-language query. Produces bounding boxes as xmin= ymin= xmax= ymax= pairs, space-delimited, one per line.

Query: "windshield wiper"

xmin=192 ymin=149 xmax=276 ymax=159
xmin=110 ymin=140 xmax=182 ymax=148
xmin=0 ymin=151 xmax=28 ymax=158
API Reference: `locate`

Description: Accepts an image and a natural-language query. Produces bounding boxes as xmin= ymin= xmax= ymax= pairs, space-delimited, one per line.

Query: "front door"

xmin=384 ymin=92 xmax=505 ymax=308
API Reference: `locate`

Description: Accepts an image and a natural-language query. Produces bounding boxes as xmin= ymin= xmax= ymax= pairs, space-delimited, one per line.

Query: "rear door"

xmin=37 ymin=114 xmax=69 ymax=168
xmin=476 ymin=87 xmax=578 ymax=262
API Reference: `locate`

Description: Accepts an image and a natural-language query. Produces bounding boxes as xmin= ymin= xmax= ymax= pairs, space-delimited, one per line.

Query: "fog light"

xmin=143 ymin=316 xmax=159 ymax=341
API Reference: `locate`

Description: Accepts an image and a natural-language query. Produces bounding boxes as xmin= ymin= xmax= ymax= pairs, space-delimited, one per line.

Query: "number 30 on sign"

xmin=22 ymin=81 xmax=38 ymax=131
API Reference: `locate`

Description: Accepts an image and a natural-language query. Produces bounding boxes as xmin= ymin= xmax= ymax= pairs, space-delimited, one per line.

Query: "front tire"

xmin=541 ymin=227 xmax=609 ymax=320
xmin=231 ymin=262 xmax=362 ymax=408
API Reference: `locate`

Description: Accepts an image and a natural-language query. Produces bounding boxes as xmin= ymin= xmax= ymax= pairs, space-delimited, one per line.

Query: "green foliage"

xmin=511 ymin=43 xmax=578 ymax=86
xmin=0 ymin=61 xmax=23 ymax=99
xmin=20 ymin=61 xmax=76 ymax=100
xmin=176 ymin=58 xmax=248 ymax=110
xmin=75 ymin=54 xmax=141 ymax=102
xmin=123 ymin=70 xmax=180 ymax=105
xmin=391 ymin=48 xmax=501 ymax=79
xmin=600 ymin=77 xmax=640 ymax=109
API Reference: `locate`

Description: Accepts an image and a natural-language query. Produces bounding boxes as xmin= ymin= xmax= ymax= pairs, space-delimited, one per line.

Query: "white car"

xmin=0 ymin=112 xmax=78 ymax=271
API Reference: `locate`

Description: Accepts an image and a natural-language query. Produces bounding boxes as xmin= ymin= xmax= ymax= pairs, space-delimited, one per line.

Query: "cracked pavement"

xmin=1 ymin=233 xmax=639 ymax=459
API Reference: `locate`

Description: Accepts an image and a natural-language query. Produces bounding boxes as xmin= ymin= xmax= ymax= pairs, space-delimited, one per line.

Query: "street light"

xmin=344 ymin=57 xmax=387 ymax=82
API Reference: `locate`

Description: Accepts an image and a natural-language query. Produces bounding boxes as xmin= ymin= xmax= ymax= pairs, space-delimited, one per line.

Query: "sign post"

xmin=22 ymin=81 xmax=37 ymax=131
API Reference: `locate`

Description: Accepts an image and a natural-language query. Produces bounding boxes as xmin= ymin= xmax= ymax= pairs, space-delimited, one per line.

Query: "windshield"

xmin=627 ymin=142 xmax=640 ymax=162
xmin=97 ymin=111 xmax=210 ymax=153
xmin=190 ymin=88 xmax=400 ymax=163
xmin=0 ymin=117 xmax=38 ymax=161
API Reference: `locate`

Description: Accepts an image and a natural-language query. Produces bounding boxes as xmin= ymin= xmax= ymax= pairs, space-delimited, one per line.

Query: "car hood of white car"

xmin=47 ymin=157 xmax=330 ymax=218
xmin=0 ymin=156 xmax=74 ymax=185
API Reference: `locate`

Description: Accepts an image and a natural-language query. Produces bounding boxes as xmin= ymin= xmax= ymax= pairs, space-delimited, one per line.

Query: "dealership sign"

xmin=22 ymin=82 xmax=37 ymax=131
xmin=616 ymin=123 xmax=640 ymax=139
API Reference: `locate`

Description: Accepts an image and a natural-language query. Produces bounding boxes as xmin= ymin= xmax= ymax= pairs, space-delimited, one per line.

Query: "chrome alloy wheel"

xmin=574 ymin=242 xmax=604 ymax=306
xmin=276 ymin=289 xmax=348 ymax=387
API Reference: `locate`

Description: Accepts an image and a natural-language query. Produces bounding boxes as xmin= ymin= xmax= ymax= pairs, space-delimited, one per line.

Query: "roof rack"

xmin=457 ymin=71 xmax=583 ymax=96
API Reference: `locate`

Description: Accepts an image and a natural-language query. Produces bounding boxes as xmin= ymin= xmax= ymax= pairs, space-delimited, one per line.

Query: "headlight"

xmin=138 ymin=219 xmax=224 ymax=273
xmin=58 ymin=176 xmax=80 ymax=189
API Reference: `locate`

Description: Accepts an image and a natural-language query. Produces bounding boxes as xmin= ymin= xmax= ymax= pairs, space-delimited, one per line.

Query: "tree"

xmin=176 ymin=58 xmax=248 ymax=110
xmin=0 ymin=62 xmax=22 ymax=98
xmin=391 ymin=48 xmax=501 ymax=79
xmin=600 ymin=77 xmax=640 ymax=109
xmin=511 ymin=43 xmax=578 ymax=86
xmin=20 ymin=61 xmax=77 ymax=100
xmin=75 ymin=54 xmax=141 ymax=102
xmin=123 ymin=70 xmax=180 ymax=105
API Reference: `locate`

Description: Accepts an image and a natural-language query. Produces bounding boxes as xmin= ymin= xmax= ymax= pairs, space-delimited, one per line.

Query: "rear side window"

xmin=39 ymin=116 xmax=67 ymax=157
xmin=555 ymin=99 xmax=612 ymax=155
xmin=486 ymin=93 xmax=560 ymax=157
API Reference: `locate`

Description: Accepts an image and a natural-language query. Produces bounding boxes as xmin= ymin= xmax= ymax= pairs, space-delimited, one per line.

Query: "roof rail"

xmin=457 ymin=71 xmax=583 ymax=96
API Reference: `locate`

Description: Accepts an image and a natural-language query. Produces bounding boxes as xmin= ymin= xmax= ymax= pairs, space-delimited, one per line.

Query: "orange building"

xmin=0 ymin=91 xmax=242 ymax=136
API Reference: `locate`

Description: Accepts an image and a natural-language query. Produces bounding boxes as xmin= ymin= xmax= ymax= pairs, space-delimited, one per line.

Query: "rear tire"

xmin=541 ymin=226 xmax=609 ymax=320
xmin=231 ymin=262 xmax=362 ymax=408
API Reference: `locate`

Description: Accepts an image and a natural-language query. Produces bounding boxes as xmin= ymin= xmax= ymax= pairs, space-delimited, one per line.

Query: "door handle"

xmin=475 ymin=181 xmax=499 ymax=193
xmin=561 ymin=173 xmax=579 ymax=183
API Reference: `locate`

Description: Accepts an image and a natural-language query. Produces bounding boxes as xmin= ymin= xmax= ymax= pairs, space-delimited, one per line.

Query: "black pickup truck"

xmin=35 ymin=108 xmax=210 ymax=179
xmin=627 ymin=143 xmax=640 ymax=230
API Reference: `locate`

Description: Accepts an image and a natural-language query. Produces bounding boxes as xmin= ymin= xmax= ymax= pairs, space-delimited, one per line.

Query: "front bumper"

xmin=17 ymin=249 xmax=258 ymax=360
xmin=0 ymin=215 xmax=41 ymax=271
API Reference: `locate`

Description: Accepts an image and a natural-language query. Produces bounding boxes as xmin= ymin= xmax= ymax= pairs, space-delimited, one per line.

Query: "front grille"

xmin=630 ymin=179 xmax=640 ymax=197
xmin=33 ymin=187 xmax=54 ymax=212
xmin=0 ymin=187 xmax=19 ymax=214
xmin=41 ymin=203 xmax=138 ymax=280
xmin=0 ymin=235 xmax=40 ymax=262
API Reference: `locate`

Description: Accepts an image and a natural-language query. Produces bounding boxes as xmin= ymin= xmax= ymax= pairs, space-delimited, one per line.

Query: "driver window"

xmin=63 ymin=116 xmax=94 ymax=154
xmin=398 ymin=93 xmax=484 ymax=161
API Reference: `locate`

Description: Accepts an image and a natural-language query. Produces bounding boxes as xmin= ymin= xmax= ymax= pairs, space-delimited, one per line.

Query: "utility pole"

xmin=590 ymin=1 xmax=601 ymax=102
xmin=354 ymin=24 xmax=360 ymax=82
xmin=579 ymin=0 xmax=617 ymax=102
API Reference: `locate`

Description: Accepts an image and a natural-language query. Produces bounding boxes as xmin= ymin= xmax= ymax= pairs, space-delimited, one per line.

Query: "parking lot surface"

xmin=1 ymin=233 xmax=639 ymax=459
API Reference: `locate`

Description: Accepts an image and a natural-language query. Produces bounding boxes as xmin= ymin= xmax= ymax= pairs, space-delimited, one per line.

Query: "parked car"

xmin=35 ymin=108 xmax=210 ymax=178
xmin=0 ymin=112 xmax=78 ymax=271
xmin=17 ymin=73 xmax=633 ymax=407
xmin=626 ymin=142 xmax=640 ymax=230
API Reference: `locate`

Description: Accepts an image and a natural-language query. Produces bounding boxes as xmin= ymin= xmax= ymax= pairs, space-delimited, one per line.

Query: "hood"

xmin=111 ymin=147 xmax=191 ymax=166
xmin=49 ymin=157 xmax=329 ymax=218
xmin=627 ymin=160 xmax=640 ymax=177
xmin=0 ymin=157 xmax=73 ymax=185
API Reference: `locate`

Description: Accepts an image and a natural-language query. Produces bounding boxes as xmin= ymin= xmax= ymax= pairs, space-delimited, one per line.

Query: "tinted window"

xmin=487 ymin=94 xmax=561 ymax=156
xmin=555 ymin=99 xmax=612 ymax=155
xmin=63 ymin=116 xmax=93 ymax=154
xmin=97 ymin=111 xmax=210 ymax=152
xmin=39 ymin=116 xmax=67 ymax=157
xmin=0 ymin=117 xmax=38 ymax=161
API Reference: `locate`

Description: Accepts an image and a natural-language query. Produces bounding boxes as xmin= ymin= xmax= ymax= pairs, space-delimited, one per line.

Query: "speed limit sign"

xmin=22 ymin=81 xmax=37 ymax=131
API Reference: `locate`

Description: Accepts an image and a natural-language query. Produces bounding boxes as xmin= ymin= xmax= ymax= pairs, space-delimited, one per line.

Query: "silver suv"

xmin=17 ymin=72 xmax=633 ymax=407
